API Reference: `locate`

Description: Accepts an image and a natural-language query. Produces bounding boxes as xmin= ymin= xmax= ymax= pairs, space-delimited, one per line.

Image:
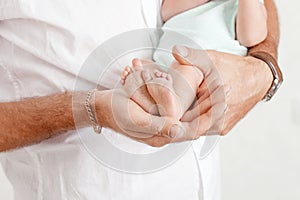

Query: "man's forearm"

xmin=0 ymin=92 xmax=90 ymax=152
xmin=248 ymin=0 xmax=280 ymax=59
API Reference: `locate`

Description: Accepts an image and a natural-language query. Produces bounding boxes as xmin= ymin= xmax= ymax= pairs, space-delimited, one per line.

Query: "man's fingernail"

xmin=175 ymin=45 xmax=189 ymax=58
xmin=169 ymin=124 xmax=184 ymax=138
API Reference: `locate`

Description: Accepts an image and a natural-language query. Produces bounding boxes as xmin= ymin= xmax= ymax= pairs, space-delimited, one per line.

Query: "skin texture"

xmin=121 ymin=58 xmax=204 ymax=120
xmin=93 ymin=89 xmax=181 ymax=139
xmin=0 ymin=90 xmax=179 ymax=152
xmin=0 ymin=0 xmax=279 ymax=151
xmin=176 ymin=47 xmax=273 ymax=135
xmin=248 ymin=0 xmax=279 ymax=59
xmin=237 ymin=0 xmax=268 ymax=47
xmin=135 ymin=0 xmax=279 ymax=146
xmin=0 ymin=92 xmax=77 ymax=151
xmin=161 ymin=0 xmax=210 ymax=22
xmin=130 ymin=46 xmax=273 ymax=147
xmin=162 ymin=0 xmax=267 ymax=47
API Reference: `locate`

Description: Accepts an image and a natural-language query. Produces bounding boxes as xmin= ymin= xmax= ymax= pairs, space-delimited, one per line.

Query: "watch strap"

xmin=249 ymin=51 xmax=283 ymax=101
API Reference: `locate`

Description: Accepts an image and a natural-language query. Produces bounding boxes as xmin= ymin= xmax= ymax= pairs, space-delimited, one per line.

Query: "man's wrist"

xmin=84 ymin=89 xmax=102 ymax=133
xmin=245 ymin=56 xmax=273 ymax=101
xmin=94 ymin=90 xmax=112 ymax=129
xmin=249 ymin=51 xmax=283 ymax=101
xmin=72 ymin=91 xmax=94 ymax=129
xmin=72 ymin=90 xmax=109 ymax=130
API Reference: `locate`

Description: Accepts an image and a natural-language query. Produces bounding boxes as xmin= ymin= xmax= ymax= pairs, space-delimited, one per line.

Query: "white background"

xmin=0 ymin=0 xmax=299 ymax=199
xmin=220 ymin=0 xmax=300 ymax=199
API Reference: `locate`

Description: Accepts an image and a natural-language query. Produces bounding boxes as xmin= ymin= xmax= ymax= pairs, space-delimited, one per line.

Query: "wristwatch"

xmin=249 ymin=51 xmax=283 ymax=102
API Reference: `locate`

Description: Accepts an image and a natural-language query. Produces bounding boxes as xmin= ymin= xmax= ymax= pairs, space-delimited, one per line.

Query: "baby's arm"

xmin=236 ymin=0 xmax=267 ymax=47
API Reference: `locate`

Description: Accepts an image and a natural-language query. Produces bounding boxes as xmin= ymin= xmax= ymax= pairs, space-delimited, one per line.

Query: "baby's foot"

xmin=121 ymin=65 xmax=133 ymax=85
xmin=142 ymin=69 xmax=181 ymax=119
xmin=121 ymin=59 xmax=158 ymax=115
xmin=121 ymin=58 xmax=146 ymax=85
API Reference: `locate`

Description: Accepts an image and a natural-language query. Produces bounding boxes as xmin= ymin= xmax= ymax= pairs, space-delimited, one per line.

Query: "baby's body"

xmin=162 ymin=0 xmax=267 ymax=48
xmin=121 ymin=0 xmax=267 ymax=124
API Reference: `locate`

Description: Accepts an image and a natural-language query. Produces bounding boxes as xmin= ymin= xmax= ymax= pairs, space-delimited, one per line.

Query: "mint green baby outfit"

xmin=154 ymin=0 xmax=259 ymax=67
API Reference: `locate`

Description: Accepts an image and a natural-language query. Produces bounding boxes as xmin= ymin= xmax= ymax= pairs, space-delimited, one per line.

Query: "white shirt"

xmin=0 ymin=1 xmax=221 ymax=199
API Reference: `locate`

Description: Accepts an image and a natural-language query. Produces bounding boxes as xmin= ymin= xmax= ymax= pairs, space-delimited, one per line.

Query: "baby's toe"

xmin=132 ymin=58 xmax=143 ymax=71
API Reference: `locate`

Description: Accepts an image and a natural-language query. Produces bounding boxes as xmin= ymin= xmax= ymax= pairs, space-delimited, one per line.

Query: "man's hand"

xmin=93 ymin=89 xmax=180 ymax=139
xmin=129 ymin=100 xmax=225 ymax=147
xmin=174 ymin=46 xmax=273 ymax=135
xmin=132 ymin=46 xmax=273 ymax=147
xmin=135 ymin=0 xmax=280 ymax=146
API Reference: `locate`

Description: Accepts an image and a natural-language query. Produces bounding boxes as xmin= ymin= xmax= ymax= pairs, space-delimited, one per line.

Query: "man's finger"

xmin=196 ymin=83 xmax=209 ymax=102
xmin=192 ymin=102 xmax=227 ymax=138
xmin=172 ymin=45 xmax=215 ymax=75
xmin=182 ymin=112 xmax=213 ymax=140
xmin=182 ymin=84 xmax=227 ymax=122
xmin=125 ymin=102 xmax=184 ymax=139
xmin=133 ymin=101 xmax=227 ymax=145
xmin=133 ymin=135 xmax=172 ymax=147
xmin=177 ymin=104 xmax=217 ymax=141
xmin=201 ymin=76 xmax=223 ymax=94
xmin=181 ymin=98 xmax=211 ymax=122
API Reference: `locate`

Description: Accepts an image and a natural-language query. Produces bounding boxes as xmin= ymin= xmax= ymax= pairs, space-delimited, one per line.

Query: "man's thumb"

xmin=172 ymin=45 xmax=213 ymax=75
xmin=159 ymin=117 xmax=185 ymax=139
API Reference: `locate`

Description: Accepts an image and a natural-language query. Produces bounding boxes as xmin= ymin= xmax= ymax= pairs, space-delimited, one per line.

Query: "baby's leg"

xmin=142 ymin=69 xmax=182 ymax=120
xmin=169 ymin=62 xmax=204 ymax=115
xmin=121 ymin=59 xmax=159 ymax=115
xmin=141 ymin=62 xmax=203 ymax=120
